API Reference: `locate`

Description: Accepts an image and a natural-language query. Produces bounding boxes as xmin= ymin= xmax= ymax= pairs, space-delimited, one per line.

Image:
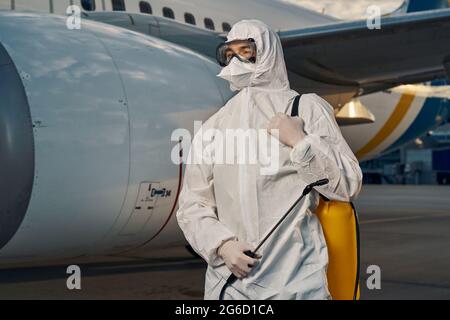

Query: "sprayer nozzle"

xmin=311 ymin=178 xmax=329 ymax=187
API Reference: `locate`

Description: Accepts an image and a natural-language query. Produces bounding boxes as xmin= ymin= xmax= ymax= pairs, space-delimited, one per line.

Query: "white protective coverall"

xmin=176 ymin=19 xmax=363 ymax=300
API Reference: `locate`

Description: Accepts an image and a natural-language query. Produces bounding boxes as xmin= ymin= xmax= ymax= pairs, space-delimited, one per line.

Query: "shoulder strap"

xmin=291 ymin=95 xmax=331 ymax=198
xmin=291 ymin=94 xmax=301 ymax=117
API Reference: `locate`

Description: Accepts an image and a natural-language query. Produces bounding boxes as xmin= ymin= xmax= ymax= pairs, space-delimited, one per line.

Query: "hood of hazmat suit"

xmin=176 ymin=19 xmax=363 ymax=300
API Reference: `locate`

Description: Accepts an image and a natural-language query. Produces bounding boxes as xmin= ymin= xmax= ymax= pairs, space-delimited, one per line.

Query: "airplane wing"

xmin=85 ymin=9 xmax=450 ymax=104
xmin=280 ymin=8 xmax=450 ymax=100
xmin=84 ymin=12 xmax=226 ymax=61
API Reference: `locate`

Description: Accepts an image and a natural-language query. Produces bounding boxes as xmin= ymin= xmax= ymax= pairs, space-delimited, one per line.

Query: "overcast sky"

xmin=282 ymin=0 xmax=404 ymax=19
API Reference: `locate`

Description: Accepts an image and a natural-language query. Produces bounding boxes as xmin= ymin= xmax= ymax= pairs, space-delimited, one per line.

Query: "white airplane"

xmin=0 ymin=0 xmax=450 ymax=264
xmin=2 ymin=0 xmax=449 ymax=159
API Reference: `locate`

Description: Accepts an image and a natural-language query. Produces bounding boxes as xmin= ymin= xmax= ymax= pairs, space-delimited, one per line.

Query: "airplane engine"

xmin=0 ymin=12 xmax=232 ymax=263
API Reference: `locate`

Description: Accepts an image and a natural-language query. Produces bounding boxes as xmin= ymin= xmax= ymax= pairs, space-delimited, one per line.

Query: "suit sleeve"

xmin=289 ymin=94 xmax=363 ymax=202
xmin=176 ymin=127 xmax=237 ymax=267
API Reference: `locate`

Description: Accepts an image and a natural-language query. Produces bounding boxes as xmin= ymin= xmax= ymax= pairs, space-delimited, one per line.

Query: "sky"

xmin=282 ymin=0 xmax=404 ymax=20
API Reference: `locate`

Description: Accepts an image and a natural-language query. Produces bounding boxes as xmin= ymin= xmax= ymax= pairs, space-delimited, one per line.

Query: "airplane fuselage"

xmin=0 ymin=1 xmax=447 ymax=264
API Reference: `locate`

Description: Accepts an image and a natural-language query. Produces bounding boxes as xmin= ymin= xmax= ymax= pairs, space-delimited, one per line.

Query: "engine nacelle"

xmin=0 ymin=11 xmax=232 ymax=263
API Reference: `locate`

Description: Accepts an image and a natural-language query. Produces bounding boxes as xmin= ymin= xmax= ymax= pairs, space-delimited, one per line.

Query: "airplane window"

xmin=111 ymin=0 xmax=126 ymax=11
xmin=139 ymin=1 xmax=152 ymax=14
xmin=81 ymin=0 xmax=96 ymax=11
xmin=204 ymin=18 xmax=215 ymax=30
xmin=163 ymin=7 xmax=175 ymax=19
xmin=222 ymin=22 xmax=231 ymax=32
xmin=184 ymin=13 xmax=196 ymax=25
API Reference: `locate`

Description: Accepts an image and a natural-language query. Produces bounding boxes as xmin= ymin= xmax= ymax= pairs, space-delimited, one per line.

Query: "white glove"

xmin=217 ymin=240 xmax=261 ymax=278
xmin=267 ymin=112 xmax=306 ymax=147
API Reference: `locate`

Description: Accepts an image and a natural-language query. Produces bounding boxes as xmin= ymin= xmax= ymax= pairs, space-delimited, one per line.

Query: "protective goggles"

xmin=216 ymin=38 xmax=257 ymax=67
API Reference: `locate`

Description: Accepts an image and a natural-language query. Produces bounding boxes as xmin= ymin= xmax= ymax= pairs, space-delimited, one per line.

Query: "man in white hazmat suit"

xmin=176 ymin=19 xmax=363 ymax=300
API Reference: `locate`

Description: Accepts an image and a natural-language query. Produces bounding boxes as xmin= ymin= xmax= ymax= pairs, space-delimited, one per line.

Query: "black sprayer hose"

xmin=350 ymin=202 xmax=361 ymax=300
xmin=218 ymin=178 xmax=329 ymax=300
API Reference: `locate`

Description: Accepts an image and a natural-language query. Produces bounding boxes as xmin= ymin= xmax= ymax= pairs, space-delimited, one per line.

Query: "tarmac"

xmin=0 ymin=184 xmax=449 ymax=300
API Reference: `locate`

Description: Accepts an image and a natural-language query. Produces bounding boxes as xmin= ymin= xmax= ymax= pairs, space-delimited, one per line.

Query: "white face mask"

xmin=217 ymin=57 xmax=256 ymax=91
